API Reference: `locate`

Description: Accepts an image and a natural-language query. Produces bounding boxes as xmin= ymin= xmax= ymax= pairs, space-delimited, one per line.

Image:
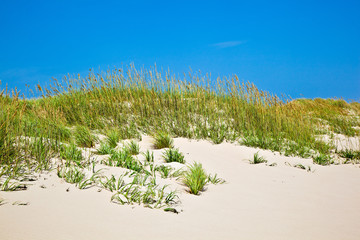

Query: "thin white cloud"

xmin=211 ymin=41 xmax=246 ymax=48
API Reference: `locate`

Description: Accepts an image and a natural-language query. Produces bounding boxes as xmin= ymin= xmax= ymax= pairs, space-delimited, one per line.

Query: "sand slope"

xmin=1 ymin=137 xmax=360 ymax=240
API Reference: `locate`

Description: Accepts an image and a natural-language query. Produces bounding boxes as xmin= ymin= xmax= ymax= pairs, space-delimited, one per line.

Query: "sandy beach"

xmin=1 ymin=136 xmax=360 ymax=240
xmin=2 ymin=1 xmax=359 ymax=239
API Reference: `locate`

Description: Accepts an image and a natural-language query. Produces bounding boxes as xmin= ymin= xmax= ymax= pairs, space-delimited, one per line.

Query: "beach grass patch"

xmin=153 ymin=132 xmax=174 ymax=149
xmin=162 ymin=148 xmax=185 ymax=164
xmin=250 ymin=152 xmax=267 ymax=164
xmin=182 ymin=162 xmax=208 ymax=195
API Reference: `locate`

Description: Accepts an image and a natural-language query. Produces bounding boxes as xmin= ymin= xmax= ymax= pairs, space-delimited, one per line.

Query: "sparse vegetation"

xmin=162 ymin=148 xmax=185 ymax=164
xmin=207 ymin=173 xmax=226 ymax=184
xmin=153 ymin=132 xmax=174 ymax=149
xmin=294 ymin=163 xmax=306 ymax=170
xmin=157 ymin=165 xmax=173 ymax=178
xmin=313 ymin=154 xmax=331 ymax=166
xmin=60 ymin=143 xmax=83 ymax=166
xmin=125 ymin=140 xmax=140 ymax=155
xmin=338 ymin=149 xmax=360 ymax=161
xmin=142 ymin=150 xmax=154 ymax=164
xmin=57 ymin=165 xmax=93 ymax=189
xmin=106 ymin=130 xmax=120 ymax=149
xmin=293 ymin=163 xmax=313 ymax=172
xmin=74 ymin=126 xmax=97 ymax=148
xmin=105 ymin=149 xmax=143 ymax=172
xmin=0 ymin=176 xmax=27 ymax=191
xmin=182 ymin=162 xmax=208 ymax=195
xmin=97 ymin=142 xmax=114 ymax=155
xmin=250 ymin=152 xmax=267 ymax=164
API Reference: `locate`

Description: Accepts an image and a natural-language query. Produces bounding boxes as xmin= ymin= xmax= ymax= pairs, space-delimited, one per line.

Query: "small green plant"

xmin=60 ymin=143 xmax=83 ymax=165
xmin=157 ymin=165 xmax=173 ymax=178
xmin=163 ymin=207 xmax=179 ymax=214
xmin=77 ymin=177 xmax=94 ymax=190
xmin=99 ymin=174 xmax=126 ymax=192
xmin=0 ymin=177 xmax=27 ymax=191
xmin=57 ymin=166 xmax=86 ymax=185
xmin=153 ymin=132 xmax=174 ymax=149
xmin=57 ymin=165 xmax=97 ymax=189
xmin=142 ymin=150 xmax=154 ymax=164
xmin=209 ymin=124 xmax=227 ymax=144
xmin=250 ymin=152 xmax=267 ymax=164
xmin=106 ymin=130 xmax=120 ymax=148
xmin=125 ymin=140 xmax=140 ymax=155
xmin=338 ymin=149 xmax=360 ymax=160
xmin=164 ymin=189 xmax=178 ymax=205
xmin=12 ymin=201 xmax=29 ymax=206
xmin=107 ymin=150 xmax=143 ymax=172
xmin=169 ymin=168 xmax=185 ymax=178
xmin=97 ymin=142 xmax=114 ymax=155
xmin=162 ymin=148 xmax=185 ymax=164
xmin=294 ymin=164 xmax=306 ymax=170
xmin=130 ymin=172 xmax=152 ymax=186
xmin=28 ymin=137 xmax=55 ymax=170
xmin=74 ymin=126 xmax=96 ymax=148
xmin=207 ymin=173 xmax=226 ymax=184
xmin=110 ymin=181 xmax=177 ymax=208
xmin=182 ymin=162 xmax=208 ymax=195
xmin=313 ymin=154 xmax=331 ymax=166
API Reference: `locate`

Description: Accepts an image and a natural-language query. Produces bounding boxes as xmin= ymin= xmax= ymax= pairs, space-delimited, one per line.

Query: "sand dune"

xmin=1 ymin=137 xmax=360 ymax=240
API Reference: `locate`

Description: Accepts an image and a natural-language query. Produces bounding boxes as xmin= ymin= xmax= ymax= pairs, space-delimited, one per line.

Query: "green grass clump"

xmin=74 ymin=126 xmax=96 ymax=148
xmin=153 ymin=133 xmax=174 ymax=149
xmin=142 ymin=150 xmax=154 ymax=164
xmin=207 ymin=173 xmax=226 ymax=184
xmin=162 ymin=148 xmax=185 ymax=164
xmin=0 ymin=177 xmax=27 ymax=191
xmin=106 ymin=130 xmax=120 ymax=148
xmin=313 ymin=154 xmax=331 ymax=166
xmin=338 ymin=149 xmax=360 ymax=160
xmin=182 ymin=162 xmax=208 ymax=195
xmin=107 ymin=150 xmax=143 ymax=172
xmin=28 ymin=137 xmax=57 ymax=170
xmin=57 ymin=166 xmax=94 ymax=189
xmin=97 ymin=142 xmax=114 ymax=155
xmin=124 ymin=140 xmax=140 ymax=155
xmin=60 ymin=143 xmax=83 ymax=166
xmin=294 ymin=98 xmax=360 ymax=137
xmin=209 ymin=124 xmax=227 ymax=144
xmin=157 ymin=165 xmax=173 ymax=178
xmin=250 ymin=152 xmax=267 ymax=164
xmin=99 ymin=175 xmax=125 ymax=192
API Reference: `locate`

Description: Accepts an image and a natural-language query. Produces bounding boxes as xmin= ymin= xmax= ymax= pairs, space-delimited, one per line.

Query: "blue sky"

xmin=1 ymin=0 xmax=359 ymax=100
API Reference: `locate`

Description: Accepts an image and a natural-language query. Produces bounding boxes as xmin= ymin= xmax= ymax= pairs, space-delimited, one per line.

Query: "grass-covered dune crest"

xmin=1 ymin=65 xmax=360 ymax=240
xmin=1 ymin=65 xmax=360 ymax=182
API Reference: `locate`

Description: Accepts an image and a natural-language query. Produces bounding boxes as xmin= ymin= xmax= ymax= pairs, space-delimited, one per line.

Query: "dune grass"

xmin=250 ymin=152 xmax=267 ymax=164
xmin=97 ymin=142 xmax=114 ymax=155
xmin=74 ymin=125 xmax=97 ymax=148
xmin=162 ymin=148 xmax=185 ymax=164
xmin=182 ymin=162 xmax=208 ymax=195
xmin=124 ymin=140 xmax=140 ymax=155
xmin=106 ymin=130 xmax=120 ymax=148
xmin=0 ymin=65 xmax=359 ymax=187
xmin=153 ymin=132 xmax=174 ymax=149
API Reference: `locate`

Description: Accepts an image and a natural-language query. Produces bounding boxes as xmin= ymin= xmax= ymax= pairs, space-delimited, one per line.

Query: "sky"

xmin=1 ymin=0 xmax=359 ymax=100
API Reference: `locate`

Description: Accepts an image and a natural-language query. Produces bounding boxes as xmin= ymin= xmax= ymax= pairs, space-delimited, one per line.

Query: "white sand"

xmin=318 ymin=133 xmax=360 ymax=151
xmin=1 ymin=137 xmax=360 ymax=240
